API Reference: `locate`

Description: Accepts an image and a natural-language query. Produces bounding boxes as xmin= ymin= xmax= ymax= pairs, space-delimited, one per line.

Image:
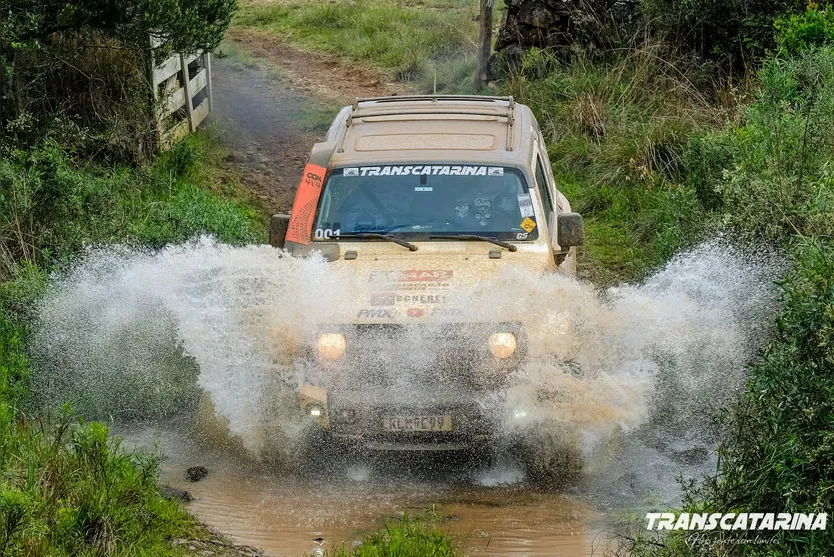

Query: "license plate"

xmin=382 ymin=415 xmax=453 ymax=432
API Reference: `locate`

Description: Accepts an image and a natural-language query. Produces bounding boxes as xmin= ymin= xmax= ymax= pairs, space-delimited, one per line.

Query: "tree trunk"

xmin=475 ymin=0 xmax=494 ymax=91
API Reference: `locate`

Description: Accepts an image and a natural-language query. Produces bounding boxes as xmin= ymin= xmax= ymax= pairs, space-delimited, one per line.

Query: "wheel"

xmin=514 ymin=424 xmax=584 ymax=488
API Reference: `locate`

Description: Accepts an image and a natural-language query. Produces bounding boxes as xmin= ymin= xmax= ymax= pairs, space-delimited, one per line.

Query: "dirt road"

xmin=173 ymin=35 xmax=615 ymax=556
xmin=210 ymin=31 xmax=407 ymax=213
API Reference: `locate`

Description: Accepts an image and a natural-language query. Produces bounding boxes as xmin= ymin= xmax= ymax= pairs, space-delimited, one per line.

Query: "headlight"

xmin=317 ymin=333 xmax=346 ymax=360
xmin=488 ymin=332 xmax=517 ymax=359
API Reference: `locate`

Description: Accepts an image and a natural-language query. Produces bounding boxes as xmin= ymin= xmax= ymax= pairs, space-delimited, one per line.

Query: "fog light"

xmin=513 ymin=409 xmax=528 ymax=419
xmin=317 ymin=333 xmax=346 ymax=360
xmin=307 ymin=404 xmax=324 ymax=418
xmin=488 ymin=332 xmax=517 ymax=359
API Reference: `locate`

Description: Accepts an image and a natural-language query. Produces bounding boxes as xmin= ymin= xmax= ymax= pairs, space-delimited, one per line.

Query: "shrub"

xmin=0 ymin=410 xmax=197 ymax=555
xmin=641 ymin=0 xmax=807 ymax=65
xmin=506 ymin=45 xmax=717 ymax=282
xmin=708 ymin=47 xmax=834 ymax=241
xmin=0 ymin=134 xmax=265 ymax=281
xmin=329 ymin=515 xmax=459 ymax=557
xmin=775 ymin=2 xmax=834 ymax=54
xmin=1 ymin=0 xmax=237 ymax=154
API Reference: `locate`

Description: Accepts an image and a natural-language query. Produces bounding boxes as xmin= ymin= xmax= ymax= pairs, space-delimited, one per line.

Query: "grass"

xmin=0 ymin=127 xmax=267 ymax=281
xmin=0 ymin=128 xmax=268 ymax=554
xmin=328 ymin=515 xmax=459 ymax=557
xmin=234 ymin=0 xmax=483 ymax=91
xmin=505 ymin=47 xmax=724 ymax=282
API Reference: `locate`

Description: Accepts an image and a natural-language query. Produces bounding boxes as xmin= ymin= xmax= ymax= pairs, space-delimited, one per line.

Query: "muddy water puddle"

xmin=124 ymin=426 xmax=611 ymax=556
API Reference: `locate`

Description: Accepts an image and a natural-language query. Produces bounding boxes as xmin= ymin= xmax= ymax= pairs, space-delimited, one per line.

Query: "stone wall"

xmin=495 ymin=0 xmax=640 ymax=64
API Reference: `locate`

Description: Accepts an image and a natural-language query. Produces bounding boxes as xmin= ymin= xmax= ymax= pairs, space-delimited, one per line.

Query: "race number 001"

xmin=314 ymin=228 xmax=341 ymax=239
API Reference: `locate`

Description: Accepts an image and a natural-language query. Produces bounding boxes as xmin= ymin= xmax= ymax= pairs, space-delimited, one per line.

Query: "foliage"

xmin=690 ymin=47 xmax=834 ymax=241
xmin=1 ymin=0 xmax=237 ymax=153
xmin=0 ymin=407 xmax=201 ymax=556
xmin=329 ymin=515 xmax=459 ymax=557
xmin=506 ymin=46 xmax=719 ymax=282
xmin=234 ymin=0 xmax=479 ymax=89
xmin=629 ymin=47 xmax=834 ymax=557
xmin=776 ymin=2 xmax=834 ymax=54
xmin=0 ymin=132 xmax=266 ymax=282
xmin=640 ymin=0 xmax=808 ymax=65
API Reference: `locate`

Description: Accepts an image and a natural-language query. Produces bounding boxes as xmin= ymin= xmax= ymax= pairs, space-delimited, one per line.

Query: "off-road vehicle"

xmin=269 ymin=95 xmax=584 ymax=466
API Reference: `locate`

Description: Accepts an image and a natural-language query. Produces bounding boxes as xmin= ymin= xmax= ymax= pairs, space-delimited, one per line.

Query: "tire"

xmin=515 ymin=425 xmax=584 ymax=488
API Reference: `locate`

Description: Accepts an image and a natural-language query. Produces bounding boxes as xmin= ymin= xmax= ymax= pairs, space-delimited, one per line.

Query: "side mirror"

xmin=557 ymin=212 xmax=584 ymax=248
xmin=269 ymin=214 xmax=291 ymax=248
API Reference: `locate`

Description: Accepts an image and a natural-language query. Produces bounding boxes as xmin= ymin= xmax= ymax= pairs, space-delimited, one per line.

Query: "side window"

xmin=535 ymin=155 xmax=554 ymax=216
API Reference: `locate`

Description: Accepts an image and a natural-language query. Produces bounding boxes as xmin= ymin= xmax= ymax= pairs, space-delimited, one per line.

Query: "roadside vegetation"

xmin=1 ymin=0 xmax=269 ymax=553
xmin=328 ymin=515 xmax=459 ymax=557
xmin=234 ymin=0 xmax=483 ymax=92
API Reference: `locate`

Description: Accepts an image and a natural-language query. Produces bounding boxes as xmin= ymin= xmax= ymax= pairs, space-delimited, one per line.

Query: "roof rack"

xmin=338 ymin=95 xmax=516 ymax=153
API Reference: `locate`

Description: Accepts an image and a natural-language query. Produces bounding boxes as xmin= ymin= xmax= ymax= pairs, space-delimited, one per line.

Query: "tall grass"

xmin=0 ymin=128 xmax=267 ymax=554
xmin=506 ymin=46 xmax=723 ymax=282
xmin=235 ymin=0 xmax=479 ymax=90
xmin=628 ymin=47 xmax=834 ymax=557
xmin=0 ymin=129 xmax=266 ymax=282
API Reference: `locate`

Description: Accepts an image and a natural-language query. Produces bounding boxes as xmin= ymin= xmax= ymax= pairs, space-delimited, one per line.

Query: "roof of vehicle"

xmin=315 ymin=95 xmax=540 ymax=169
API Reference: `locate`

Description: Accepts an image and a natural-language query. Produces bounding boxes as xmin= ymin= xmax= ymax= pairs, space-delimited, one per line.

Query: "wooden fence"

xmin=149 ymin=44 xmax=214 ymax=149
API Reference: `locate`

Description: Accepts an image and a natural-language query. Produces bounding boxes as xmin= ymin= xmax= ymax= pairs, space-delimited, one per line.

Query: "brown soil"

xmin=226 ymin=28 xmax=409 ymax=103
xmin=209 ymin=31 xmax=409 ymax=214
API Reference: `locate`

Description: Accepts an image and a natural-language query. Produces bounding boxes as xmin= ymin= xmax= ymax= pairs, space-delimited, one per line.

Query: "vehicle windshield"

xmin=312 ymin=165 xmax=539 ymax=241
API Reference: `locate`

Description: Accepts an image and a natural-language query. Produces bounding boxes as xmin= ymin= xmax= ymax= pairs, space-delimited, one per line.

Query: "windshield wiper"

xmin=332 ymin=233 xmax=418 ymax=251
xmin=430 ymin=234 xmax=517 ymax=252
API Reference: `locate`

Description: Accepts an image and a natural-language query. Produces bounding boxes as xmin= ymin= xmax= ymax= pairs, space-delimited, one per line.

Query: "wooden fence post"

xmin=475 ymin=0 xmax=494 ymax=91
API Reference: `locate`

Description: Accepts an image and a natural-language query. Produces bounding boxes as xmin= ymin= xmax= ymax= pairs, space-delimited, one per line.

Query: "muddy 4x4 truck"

xmin=269 ymin=95 xmax=584 ymax=470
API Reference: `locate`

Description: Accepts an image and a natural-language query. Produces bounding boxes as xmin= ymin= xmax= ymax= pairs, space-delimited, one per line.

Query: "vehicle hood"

xmin=318 ymin=241 xmax=553 ymax=325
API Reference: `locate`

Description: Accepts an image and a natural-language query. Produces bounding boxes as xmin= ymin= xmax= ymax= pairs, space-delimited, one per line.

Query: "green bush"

xmin=691 ymin=47 xmax=834 ymax=241
xmin=506 ymin=46 xmax=717 ymax=282
xmin=776 ymin=2 xmax=834 ymax=54
xmin=1 ymin=0 xmax=237 ymax=142
xmin=641 ymin=0 xmax=808 ymax=65
xmin=645 ymin=241 xmax=834 ymax=557
xmin=0 ymin=409 xmax=197 ymax=555
xmin=0 ymin=133 xmax=266 ymax=281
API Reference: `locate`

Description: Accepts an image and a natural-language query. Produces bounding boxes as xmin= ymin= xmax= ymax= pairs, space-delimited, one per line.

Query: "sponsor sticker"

xmin=517 ymin=193 xmax=534 ymax=218
xmin=343 ymin=167 xmax=359 ymax=177
xmin=357 ymin=309 xmax=398 ymax=319
xmin=520 ymin=217 xmax=537 ymax=233
xmin=369 ymin=293 xmax=396 ymax=306
xmin=369 ymin=270 xmax=453 ymax=283
xmin=286 ymin=163 xmax=327 ymax=245
xmin=407 ymin=308 xmax=426 ymax=318
xmin=414 ymin=186 xmax=433 ymax=192
xmin=395 ymin=294 xmax=445 ymax=304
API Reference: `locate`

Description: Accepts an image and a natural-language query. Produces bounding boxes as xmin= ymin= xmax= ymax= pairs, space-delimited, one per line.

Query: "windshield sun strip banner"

xmin=341 ymin=165 xmax=504 ymax=177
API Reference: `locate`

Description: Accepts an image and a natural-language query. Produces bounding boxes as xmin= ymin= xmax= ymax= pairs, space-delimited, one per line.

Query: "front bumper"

xmin=300 ymin=384 xmax=502 ymax=450
xmin=296 ymin=322 xmax=527 ymax=451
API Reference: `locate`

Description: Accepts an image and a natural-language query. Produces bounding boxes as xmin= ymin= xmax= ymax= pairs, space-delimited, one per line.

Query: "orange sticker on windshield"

xmin=520 ymin=217 xmax=537 ymax=233
xmin=286 ymin=163 xmax=327 ymax=244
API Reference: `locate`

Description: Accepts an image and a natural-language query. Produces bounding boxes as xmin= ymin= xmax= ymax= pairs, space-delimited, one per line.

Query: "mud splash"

xmin=32 ymin=238 xmax=778 ymax=470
